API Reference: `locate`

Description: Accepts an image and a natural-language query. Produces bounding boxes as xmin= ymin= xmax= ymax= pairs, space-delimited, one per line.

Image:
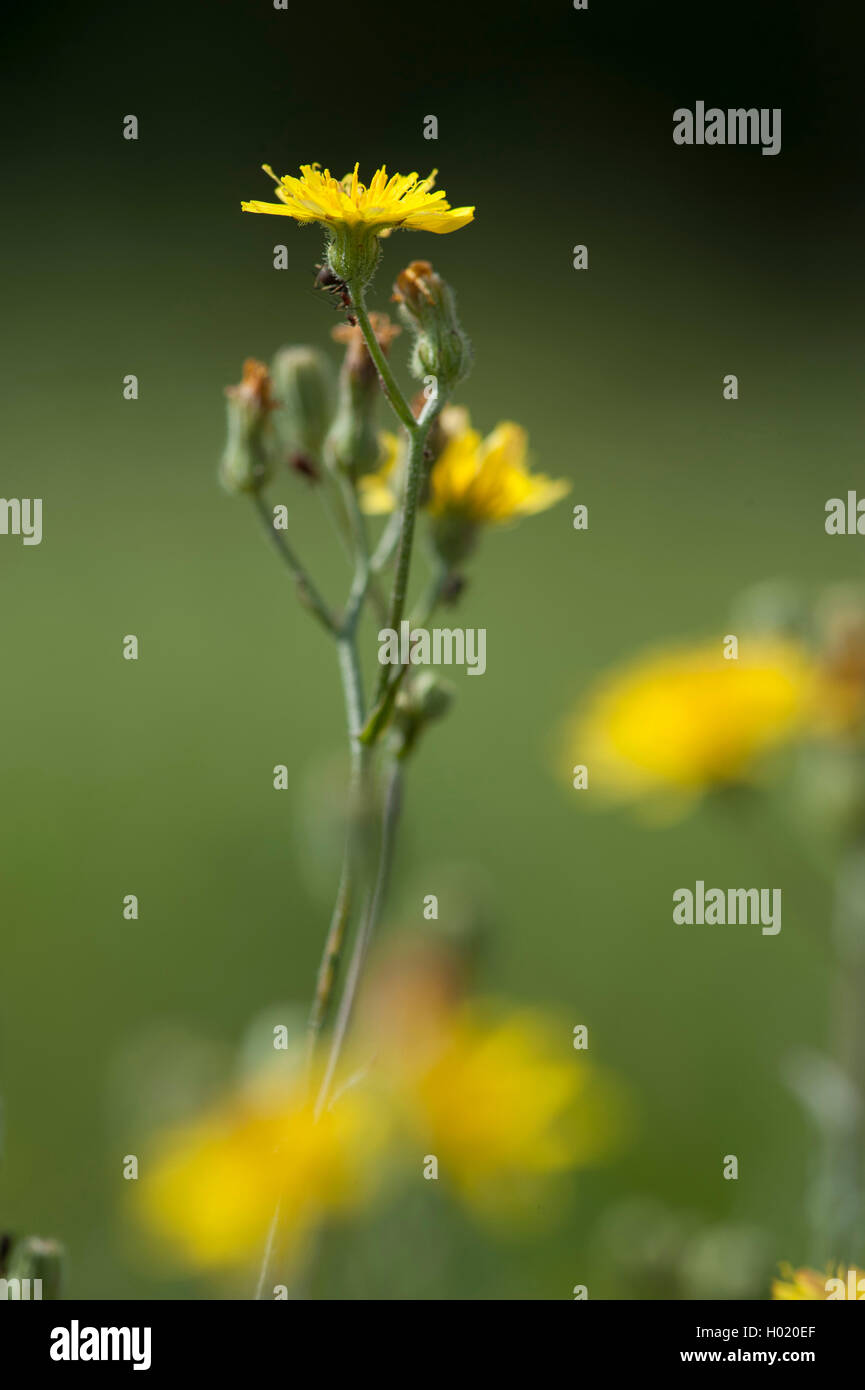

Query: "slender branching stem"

xmin=252 ymin=492 xmax=337 ymax=635
xmin=315 ymin=758 xmax=404 ymax=1119
xmin=255 ymin=276 xmax=452 ymax=1298
xmin=369 ymin=413 xmax=437 ymax=709
xmin=349 ymin=283 xmax=417 ymax=433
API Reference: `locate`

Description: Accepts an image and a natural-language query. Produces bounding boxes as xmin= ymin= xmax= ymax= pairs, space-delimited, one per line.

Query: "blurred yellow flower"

xmin=428 ymin=421 xmax=569 ymax=524
xmin=387 ymin=1004 xmax=623 ymax=1218
xmin=357 ymin=414 xmax=570 ymax=555
xmin=772 ymin=1262 xmax=865 ymax=1299
xmin=573 ymin=639 xmax=813 ymax=814
xmin=242 ymin=164 xmax=475 ymax=236
xmin=135 ymin=1076 xmax=386 ymax=1272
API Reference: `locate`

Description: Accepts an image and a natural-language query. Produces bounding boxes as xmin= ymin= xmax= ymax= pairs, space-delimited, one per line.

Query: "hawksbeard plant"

xmin=213 ymin=162 xmax=571 ymax=1292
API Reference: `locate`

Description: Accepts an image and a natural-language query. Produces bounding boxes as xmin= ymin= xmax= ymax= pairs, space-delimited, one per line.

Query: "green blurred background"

xmin=2 ymin=0 xmax=864 ymax=1297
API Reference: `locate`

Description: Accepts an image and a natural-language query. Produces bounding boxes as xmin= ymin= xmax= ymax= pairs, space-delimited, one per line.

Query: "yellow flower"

xmin=357 ymin=414 xmax=570 ymax=556
xmin=242 ymin=163 xmax=475 ymax=237
xmin=388 ymin=1004 xmax=623 ymax=1219
xmin=357 ymin=431 xmax=401 ymax=515
xmin=573 ymin=639 xmax=813 ymax=814
xmin=428 ymin=421 xmax=570 ymax=524
xmin=135 ymin=1075 xmax=386 ymax=1272
xmin=772 ymin=1262 xmax=865 ymax=1299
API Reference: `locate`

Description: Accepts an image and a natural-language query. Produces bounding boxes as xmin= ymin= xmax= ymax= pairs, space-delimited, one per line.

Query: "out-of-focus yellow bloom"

xmin=573 ymin=639 xmax=813 ymax=814
xmin=428 ymin=421 xmax=569 ymax=524
xmin=357 ymin=415 xmax=569 ymax=538
xmin=772 ymin=1262 xmax=865 ymax=1299
xmin=357 ymin=431 xmax=401 ymax=515
xmin=242 ymin=164 xmax=475 ymax=236
xmin=135 ymin=1076 xmax=386 ymax=1271
xmin=383 ymin=1003 xmax=623 ymax=1218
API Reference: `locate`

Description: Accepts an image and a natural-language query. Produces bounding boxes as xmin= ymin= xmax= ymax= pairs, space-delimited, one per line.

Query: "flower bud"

xmin=393 ymin=261 xmax=472 ymax=395
xmin=270 ymin=346 xmax=335 ymax=465
xmin=730 ymin=580 xmax=807 ymax=641
xmin=813 ymin=587 xmax=865 ymax=740
xmin=325 ymin=224 xmax=382 ymax=292
xmin=326 ymin=315 xmax=401 ymax=478
xmin=219 ymin=359 xmax=276 ymax=495
xmin=392 ymin=672 xmax=455 ymax=757
xmin=7 ymin=1236 xmax=64 ymax=1299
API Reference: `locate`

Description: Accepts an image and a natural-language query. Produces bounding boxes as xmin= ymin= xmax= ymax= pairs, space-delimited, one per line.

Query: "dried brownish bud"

xmin=326 ymin=315 xmax=402 ymax=477
xmin=225 ymin=358 xmax=275 ymax=413
xmin=220 ymin=358 xmax=277 ymax=494
xmin=392 ymin=260 xmax=471 ymax=394
xmin=332 ymin=313 xmax=401 ymax=388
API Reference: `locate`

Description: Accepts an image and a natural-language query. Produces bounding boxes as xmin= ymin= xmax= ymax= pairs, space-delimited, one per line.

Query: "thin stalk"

xmin=371 ymin=507 xmax=403 ymax=574
xmin=252 ymin=493 xmax=337 ymax=635
xmin=315 ymin=758 xmax=404 ymax=1119
xmin=369 ymin=418 xmax=434 ymax=709
xmin=255 ymin=281 xmax=448 ymax=1298
xmin=262 ymin=635 xmax=373 ymax=1300
xmin=359 ymin=557 xmax=449 ymax=745
xmin=349 ymin=284 xmax=416 ymax=434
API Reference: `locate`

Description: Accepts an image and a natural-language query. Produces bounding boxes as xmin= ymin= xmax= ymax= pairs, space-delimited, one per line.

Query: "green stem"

xmin=349 ymin=283 xmax=417 ymax=433
xmin=371 ymin=507 xmax=403 ymax=574
xmin=256 ymin=281 xmax=444 ymax=1296
xmin=337 ymin=474 xmax=372 ymax=640
xmin=315 ymin=758 xmax=404 ymax=1119
xmin=359 ymin=555 xmax=450 ymax=746
xmin=263 ymin=637 xmax=373 ymax=1299
xmin=252 ymin=493 xmax=337 ymax=635
xmin=306 ymin=854 xmax=353 ymax=1070
xmin=369 ymin=418 xmax=434 ymax=710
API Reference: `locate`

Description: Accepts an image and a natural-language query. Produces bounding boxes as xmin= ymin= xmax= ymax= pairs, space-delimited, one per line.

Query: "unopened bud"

xmin=392 ymin=672 xmax=455 ymax=757
xmin=219 ymin=359 xmax=276 ymax=495
xmin=325 ymin=223 xmax=382 ymax=291
xmin=270 ymin=346 xmax=335 ymax=464
xmin=326 ymin=315 xmax=401 ymax=477
xmin=393 ymin=261 xmax=472 ymax=394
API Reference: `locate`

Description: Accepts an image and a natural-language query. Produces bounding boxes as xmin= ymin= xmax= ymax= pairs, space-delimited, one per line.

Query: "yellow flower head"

xmin=389 ymin=1004 xmax=623 ymax=1219
xmin=134 ymin=1075 xmax=386 ymax=1272
xmin=573 ymin=639 xmax=813 ymax=815
xmin=357 ymin=413 xmax=570 ymax=567
xmin=772 ymin=1262 xmax=865 ymax=1299
xmin=357 ymin=431 xmax=402 ymax=515
xmin=428 ymin=421 xmax=570 ymax=525
xmin=242 ymin=163 xmax=475 ymax=237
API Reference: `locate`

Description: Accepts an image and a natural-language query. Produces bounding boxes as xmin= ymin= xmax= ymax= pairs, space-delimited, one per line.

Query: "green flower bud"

xmin=8 ymin=1236 xmax=64 ymax=1300
xmin=730 ymin=580 xmax=808 ymax=641
xmin=392 ymin=672 xmax=455 ymax=757
xmin=393 ymin=261 xmax=472 ymax=395
xmin=270 ymin=346 xmax=335 ymax=464
xmin=325 ymin=225 xmax=382 ymax=292
xmin=794 ymin=744 xmax=865 ymax=846
xmin=219 ymin=359 xmax=276 ymax=495
xmin=326 ymin=315 xmax=401 ymax=478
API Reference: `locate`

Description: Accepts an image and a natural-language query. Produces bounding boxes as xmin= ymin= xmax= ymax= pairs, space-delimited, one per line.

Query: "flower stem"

xmin=369 ymin=416 xmax=436 ymax=712
xmin=252 ymin=493 xmax=337 ymax=635
xmin=349 ymin=283 xmax=417 ymax=434
xmin=315 ymin=757 xmax=404 ymax=1119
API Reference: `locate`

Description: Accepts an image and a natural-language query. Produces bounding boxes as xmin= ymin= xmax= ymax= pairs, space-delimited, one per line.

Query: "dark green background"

xmin=1 ymin=0 xmax=863 ymax=1297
